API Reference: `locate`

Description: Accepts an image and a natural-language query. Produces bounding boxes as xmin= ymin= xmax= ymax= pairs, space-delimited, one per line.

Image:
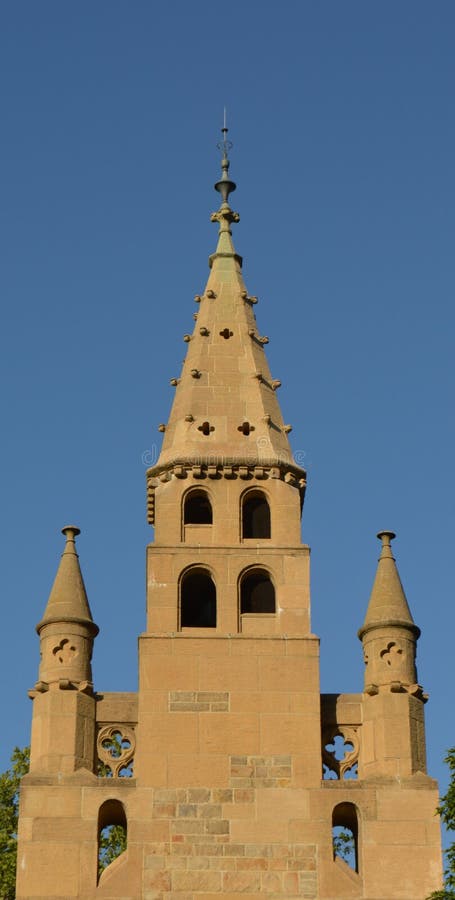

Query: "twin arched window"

xmin=183 ymin=488 xmax=271 ymax=539
xmin=181 ymin=489 xmax=273 ymax=628
xmin=179 ymin=565 xmax=275 ymax=629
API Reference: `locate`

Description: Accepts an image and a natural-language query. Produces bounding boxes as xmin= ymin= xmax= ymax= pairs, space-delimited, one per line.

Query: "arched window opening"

xmin=181 ymin=567 xmax=216 ymax=628
xmin=240 ymin=569 xmax=275 ymax=614
xmin=98 ymin=800 xmax=127 ymax=881
xmin=184 ymin=490 xmax=213 ymax=525
xmin=242 ymin=491 xmax=271 ymax=539
xmin=332 ymin=803 xmax=359 ymax=873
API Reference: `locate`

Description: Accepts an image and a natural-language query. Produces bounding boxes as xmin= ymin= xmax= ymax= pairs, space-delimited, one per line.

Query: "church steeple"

xmin=144 ymin=131 xmax=310 ymax=638
xmin=17 ymin=129 xmax=443 ymax=900
xmin=146 ymin=128 xmax=306 ymax=518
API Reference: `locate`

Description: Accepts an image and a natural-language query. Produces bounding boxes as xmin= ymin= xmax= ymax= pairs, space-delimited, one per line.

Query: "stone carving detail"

xmin=52 ymin=639 xmax=78 ymax=664
xmin=146 ymin=480 xmax=155 ymax=525
xmin=322 ymin=727 xmax=359 ymax=780
xmin=237 ymin=421 xmax=255 ymax=435
xmin=146 ymin=465 xmax=307 ymax=524
xmin=380 ymin=641 xmax=403 ymax=669
xmin=241 ymin=289 xmax=258 ymax=304
xmin=97 ymin=724 xmax=135 ymax=778
xmin=198 ymin=421 xmax=214 ymax=435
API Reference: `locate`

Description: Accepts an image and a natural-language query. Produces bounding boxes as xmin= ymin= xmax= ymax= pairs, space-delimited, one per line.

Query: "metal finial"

xmin=215 ymin=110 xmax=236 ymax=204
xmin=217 ymin=107 xmax=233 ymax=158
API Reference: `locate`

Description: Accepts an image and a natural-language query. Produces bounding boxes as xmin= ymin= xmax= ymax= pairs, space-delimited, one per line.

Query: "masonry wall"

xmin=17 ymin=679 xmax=442 ymax=899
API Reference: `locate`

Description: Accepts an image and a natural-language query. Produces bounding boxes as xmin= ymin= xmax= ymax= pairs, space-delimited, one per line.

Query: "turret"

xmin=359 ymin=531 xmax=421 ymax=695
xmin=35 ymin=525 xmax=98 ymax=690
xmin=358 ymin=531 xmax=427 ymax=777
xmin=28 ymin=526 xmax=99 ymax=773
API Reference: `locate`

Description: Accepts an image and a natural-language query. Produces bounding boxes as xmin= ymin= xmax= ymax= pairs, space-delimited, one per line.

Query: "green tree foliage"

xmin=0 ymin=746 xmax=30 ymax=900
xmin=99 ymin=824 xmax=127 ymax=875
xmin=333 ymin=828 xmax=355 ymax=862
xmin=429 ymin=747 xmax=455 ymax=900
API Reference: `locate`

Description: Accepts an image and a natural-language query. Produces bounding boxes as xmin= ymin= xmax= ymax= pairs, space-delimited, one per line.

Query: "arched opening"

xmin=332 ymin=802 xmax=359 ymax=873
xmin=181 ymin=567 xmax=216 ymax=628
xmin=184 ymin=489 xmax=213 ymax=525
xmin=98 ymin=799 xmax=127 ymax=880
xmin=242 ymin=491 xmax=271 ymax=539
xmin=240 ymin=569 xmax=275 ymax=614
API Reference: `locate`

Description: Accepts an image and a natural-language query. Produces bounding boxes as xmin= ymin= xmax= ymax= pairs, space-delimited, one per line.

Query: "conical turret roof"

xmin=37 ymin=526 xmax=98 ymax=635
xmin=358 ymin=531 xmax=420 ymax=639
xmin=150 ymin=133 xmax=304 ymax=482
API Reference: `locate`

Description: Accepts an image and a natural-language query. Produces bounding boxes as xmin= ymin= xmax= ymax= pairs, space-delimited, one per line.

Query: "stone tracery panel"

xmin=322 ymin=726 xmax=359 ymax=780
xmin=321 ymin=694 xmax=362 ymax=782
xmin=52 ymin=638 xmax=78 ymax=664
xmin=97 ymin=724 xmax=135 ymax=778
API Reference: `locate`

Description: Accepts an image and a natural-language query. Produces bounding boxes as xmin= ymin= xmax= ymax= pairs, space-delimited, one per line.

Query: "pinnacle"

xmin=37 ymin=527 xmax=99 ymax=636
xmin=358 ymin=531 xmax=419 ymax=639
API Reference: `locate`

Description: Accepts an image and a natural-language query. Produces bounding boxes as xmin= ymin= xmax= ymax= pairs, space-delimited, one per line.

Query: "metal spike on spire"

xmin=215 ymin=110 xmax=236 ymax=205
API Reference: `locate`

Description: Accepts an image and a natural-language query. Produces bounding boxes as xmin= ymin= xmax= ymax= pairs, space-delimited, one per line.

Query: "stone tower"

xmin=16 ymin=135 xmax=442 ymax=899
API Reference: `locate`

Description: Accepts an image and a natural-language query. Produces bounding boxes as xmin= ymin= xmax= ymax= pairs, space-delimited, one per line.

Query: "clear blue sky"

xmin=1 ymin=0 xmax=453 ymax=817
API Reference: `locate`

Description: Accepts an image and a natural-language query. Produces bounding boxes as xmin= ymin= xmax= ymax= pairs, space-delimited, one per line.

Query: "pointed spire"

xmin=37 ymin=526 xmax=98 ymax=636
xmin=147 ymin=124 xmax=306 ymax=510
xmin=359 ymin=531 xmax=419 ymax=639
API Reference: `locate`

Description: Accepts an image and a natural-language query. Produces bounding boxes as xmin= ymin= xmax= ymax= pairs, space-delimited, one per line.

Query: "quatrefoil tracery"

xmin=380 ymin=641 xmax=403 ymax=668
xmin=52 ymin=638 xmax=78 ymax=664
xmin=322 ymin=726 xmax=359 ymax=780
xmin=97 ymin=725 xmax=135 ymax=778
